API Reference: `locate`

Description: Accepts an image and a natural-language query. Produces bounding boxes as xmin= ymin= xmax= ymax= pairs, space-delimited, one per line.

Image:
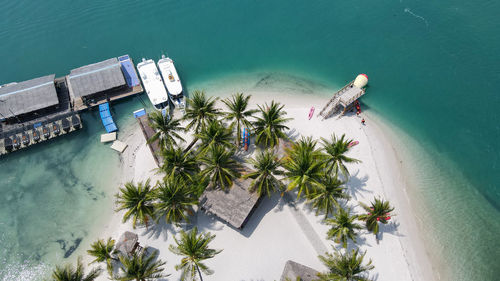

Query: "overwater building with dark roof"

xmin=0 ymin=54 xmax=142 ymax=155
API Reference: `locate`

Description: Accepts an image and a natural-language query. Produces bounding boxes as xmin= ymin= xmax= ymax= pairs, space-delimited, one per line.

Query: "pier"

xmin=318 ymin=74 xmax=368 ymax=119
xmin=0 ymin=54 xmax=143 ymax=156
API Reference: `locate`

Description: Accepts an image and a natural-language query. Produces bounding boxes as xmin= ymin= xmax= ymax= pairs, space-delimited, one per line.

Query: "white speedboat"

xmin=157 ymin=55 xmax=185 ymax=112
xmin=137 ymin=58 xmax=169 ymax=111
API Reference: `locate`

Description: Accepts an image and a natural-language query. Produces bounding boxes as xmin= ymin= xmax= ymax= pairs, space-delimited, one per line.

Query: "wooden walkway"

xmin=136 ymin=115 xmax=161 ymax=167
xmin=73 ymin=85 xmax=143 ymax=111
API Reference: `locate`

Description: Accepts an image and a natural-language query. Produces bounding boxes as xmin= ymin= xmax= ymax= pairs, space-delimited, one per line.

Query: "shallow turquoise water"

xmin=1 ymin=0 xmax=499 ymax=280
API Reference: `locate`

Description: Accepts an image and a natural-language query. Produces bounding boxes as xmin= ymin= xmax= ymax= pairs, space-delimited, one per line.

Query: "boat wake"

xmin=404 ymin=8 xmax=429 ymax=27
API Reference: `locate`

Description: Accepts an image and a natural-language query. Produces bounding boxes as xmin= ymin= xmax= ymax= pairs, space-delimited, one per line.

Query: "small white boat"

xmin=157 ymin=55 xmax=185 ymax=112
xmin=137 ymin=58 xmax=169 ymax=110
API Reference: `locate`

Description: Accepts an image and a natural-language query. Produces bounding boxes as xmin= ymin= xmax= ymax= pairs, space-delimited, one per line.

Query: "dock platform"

xmin=0 ymin=112 xmax=82 ymax=156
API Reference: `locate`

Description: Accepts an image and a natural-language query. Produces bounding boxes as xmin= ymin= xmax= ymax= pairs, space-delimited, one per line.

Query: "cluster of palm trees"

xmin=48 ymin=90 xmax=395 ymax=280
xmin=50 ymin=227 xmax=220 ymax=281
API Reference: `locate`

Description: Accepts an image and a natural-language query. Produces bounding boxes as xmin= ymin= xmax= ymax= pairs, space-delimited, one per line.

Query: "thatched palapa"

xmin=199 ymin=177 xmax=259 ymax=229
xmin=280 ymin=260 xmax=320 ymax=281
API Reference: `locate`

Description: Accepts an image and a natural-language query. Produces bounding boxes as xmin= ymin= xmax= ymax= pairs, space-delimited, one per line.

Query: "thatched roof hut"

xmin=280 ymin=260 xmax=320 ymax=281
xmin=199 ymin=177 xmax=260 ymax=229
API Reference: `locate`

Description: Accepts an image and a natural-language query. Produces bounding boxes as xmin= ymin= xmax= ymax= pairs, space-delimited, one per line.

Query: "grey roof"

xmin=68 ymin=58 xmax=126 ymax=98
xmin=199 ymin=177 xmax=259 ymax=229
xmin=0 ymin=74 xmax=58 ymax=118
xmin=280 ymin=260 xmax=320 ymax=281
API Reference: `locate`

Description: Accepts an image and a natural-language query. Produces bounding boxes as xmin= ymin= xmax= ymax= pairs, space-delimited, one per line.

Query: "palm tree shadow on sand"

xmin=377 ymin=221 xmax=403 ymax=240
xmin=345 ymin=170 xmax=371 ymax=200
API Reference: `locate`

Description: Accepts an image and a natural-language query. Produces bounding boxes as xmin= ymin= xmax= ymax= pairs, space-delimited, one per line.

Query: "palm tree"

xmin=283 ymin=138 xmax=325 ymax=198
xmin=358 ymin=197 xmax=395 ymax=238
xmin=243 ymin=149 xmax=284 ymax=197
xmin=50 ymin=257 xmax=101 ymax=281
xmin=169 ymin=227 xmax=222 ymax=281
xmin=148 ymin=111 xmax=185 ymax=150
xmin=325 ymin=208 xmax=363 ymax=248
xmin=321 ymin=134 xmax=360 ymax=179
xmin=153 ymin=176 xmax=198 ymax=224
xmin=307 ymin=174 xmax=350 ymax=218
xmin=116 ymin=250 xmax=167 ymax=281
xmin=159 ymin=146 xmax=199 ymax=182
xmin=222 ymin=93 xmax=258 ymax=146
xmin=183 ymin=90 xmax=220 ymax=151
xmin=317 ymin=249 xmax=374 ymax=281
xmin=115 ymin=180 xmax=155 ymax=229
xmin=195 ymin=120 xmax=234 ymax=152
xmin=87 ymin=238 xmax=118 ymax=273
xmin=253 ymin=101 xmax=292 ymax=147
xmin=199 ymin=145 xmax=241 ymax=190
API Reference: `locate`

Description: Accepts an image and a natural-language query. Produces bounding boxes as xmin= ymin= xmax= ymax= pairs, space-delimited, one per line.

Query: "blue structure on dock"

xmin=99 ymin=102 xmax=117 ymax=133
xmin=119 ymin=55 xmax=140 ymax=87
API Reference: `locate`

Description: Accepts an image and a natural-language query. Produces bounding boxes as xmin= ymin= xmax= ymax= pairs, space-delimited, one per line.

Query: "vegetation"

xmin=195 ymin=120 xmax=234 ymax=152
xmin=153 ymin=176 xmax=198 ymax=224
xmin=50 ymin=257 xmax=101 ymax=281
xmin=321 ymin=134 xmax=360 ymax=179
xmin=147 ymin=111 xmax=185 ymax=150
xmin=183 ymin=90 xmax=220 ymax=151
xmin=243 ymin=149 xmax=284 ymax=197
xmin=307 ymin=174 xmax=350 ymax=218
xmin=87 ymin=238 xmax=118 ymax=273
xmin=169 ymin=227 xmax=222 ymax=281
xmin=325 ymin=208 xmax=363 ymax=248
xmin=283 ymin=137 xmax=324 ymax=198
xmin=222 ymin=93 xmax=258 ymax=146
xmin=115 ymin=250 xmax=167 ymax=281
xmin=199 ymin=145 xmax=241 ymax=190
xmin=253 ymin=101 xmax=291 ymax=147
xmin=358 ymin=197 xmax=394 ymax=237
xmin=317 ymin=249 xmax=374 ymax=281
xmin=115 ymin=180 xmax=156 ymax=229
xmin=159 ymin=147 xmax=199 ymax=183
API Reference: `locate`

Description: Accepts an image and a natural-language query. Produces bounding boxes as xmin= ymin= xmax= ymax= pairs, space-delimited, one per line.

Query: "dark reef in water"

xmin=55 ymin=237 xmax=82 ymax=258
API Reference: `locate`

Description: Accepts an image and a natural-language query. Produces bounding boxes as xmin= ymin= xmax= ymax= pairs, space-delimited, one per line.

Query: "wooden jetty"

xmin=67 ymin=56 xmax=143 ymax=111
xmin=0 ymin=54 xmax=143 ymax=156
xmin=136 ymin=114 xmax=161 ymax=167
xmin=318 ymin=74 xmax=369 ymax=119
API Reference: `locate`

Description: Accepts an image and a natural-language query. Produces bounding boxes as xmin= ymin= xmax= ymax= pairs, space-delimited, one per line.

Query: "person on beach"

xmin=361 ymin=118 xmax=366 ymax=125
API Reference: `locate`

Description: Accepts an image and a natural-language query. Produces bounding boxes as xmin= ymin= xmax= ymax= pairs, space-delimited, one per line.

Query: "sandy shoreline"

xmin=86 ymin=90 xmax=435 ymax=281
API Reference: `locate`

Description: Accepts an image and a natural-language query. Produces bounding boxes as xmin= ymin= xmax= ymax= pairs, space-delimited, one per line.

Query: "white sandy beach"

xmin=87 ymin=91 xmax=435 ymax=281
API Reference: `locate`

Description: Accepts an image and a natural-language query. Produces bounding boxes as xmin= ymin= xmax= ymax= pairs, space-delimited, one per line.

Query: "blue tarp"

xmin=118 ymin=55 xmax=140 ymax=87
xmin=133 ymin=108 xmax=146 ymax=118
xmin=99 ymin=102 xmax=117 ymax=133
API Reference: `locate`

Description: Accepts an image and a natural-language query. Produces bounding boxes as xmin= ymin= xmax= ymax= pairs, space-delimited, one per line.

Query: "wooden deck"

xmin=136 ymin=114 xmax=161 ymax=167
xmin=73 ymin=84 xmax=143 ymax=111
xmin=0 ymin=113 xmax=82 ymax=156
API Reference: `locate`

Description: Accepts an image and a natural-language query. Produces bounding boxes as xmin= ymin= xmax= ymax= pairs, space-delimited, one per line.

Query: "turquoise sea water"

xmin=1 ymin=0 xmax=499 ymax=280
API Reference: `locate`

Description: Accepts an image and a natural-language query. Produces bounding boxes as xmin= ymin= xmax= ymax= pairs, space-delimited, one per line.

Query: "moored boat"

xmin=4 ymin=137 xmax=13 ymax=152
xmin=137 ymin=58 xmax=169 ymax=111
xmin=157 ymin=55 xmax=185 ymax=112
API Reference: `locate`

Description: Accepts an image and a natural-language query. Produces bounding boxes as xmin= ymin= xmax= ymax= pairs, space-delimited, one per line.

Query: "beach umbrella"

xmin=116 ymin=231 xmax=139 ymax=256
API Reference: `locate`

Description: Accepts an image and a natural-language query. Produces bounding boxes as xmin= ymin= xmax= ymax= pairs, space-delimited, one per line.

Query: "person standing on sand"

xmin=361 ymin=118 xmax=366 ymax=125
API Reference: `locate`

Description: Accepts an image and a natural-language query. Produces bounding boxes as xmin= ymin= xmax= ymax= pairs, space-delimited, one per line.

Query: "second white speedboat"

xmin=137 ymin=58 xmax=169 ymax=111
xmin=157 ymin=55 xmax=185 ymax=112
